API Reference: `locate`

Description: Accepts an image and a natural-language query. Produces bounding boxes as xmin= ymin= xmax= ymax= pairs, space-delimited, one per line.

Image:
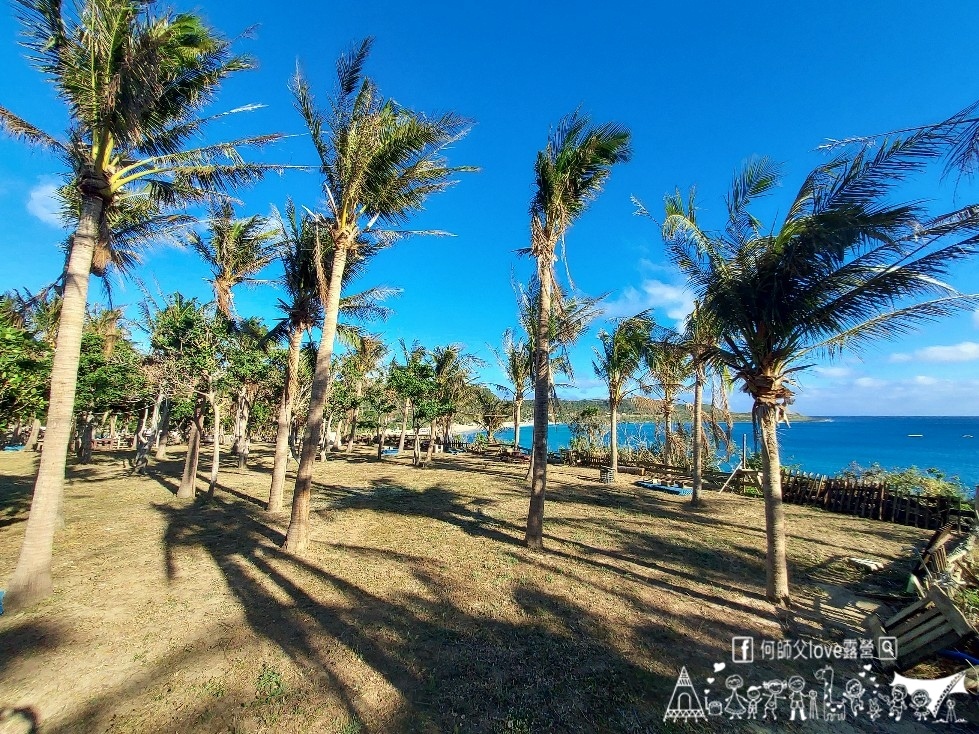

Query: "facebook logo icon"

xmin=732 ymin=636 xmax=754 ymax=663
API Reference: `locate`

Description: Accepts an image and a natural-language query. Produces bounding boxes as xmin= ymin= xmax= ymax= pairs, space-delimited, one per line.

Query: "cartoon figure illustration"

xmin=910 ymin=690 xmax=931 ymax=722
xmin=879 ymin=684 xmax=908 ymax=721
xmin=942 ymin=698 xmax=965 ymax=724
xmin=807 ymin=689 xmax=820 ymax=720
xmin=867 ymin=697 xmax=883 ymax=722
xmin=815 ymin=665 xmax=845 ymax=721
xmin=787 ymin=676 xmax=807 ymax=721
xmin=842 ymin=678 xmax=865 ymax=717
xmin=707 ymin=701 xmax=724 ymax=717
xmin=724 ymin=675 xmax=747 ymax=719
xmin=746 ymin=687 xmax=762 ymax=720
xmin=763 ymin=679 xmax=786 ymax=720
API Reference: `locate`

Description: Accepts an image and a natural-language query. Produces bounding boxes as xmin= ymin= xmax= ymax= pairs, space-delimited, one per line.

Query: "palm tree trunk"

xmin=346 ymin=403 xmax=360 ymax=454
xmin=269 ymin=325 xmax=302 ymax=513
xmin=207 ymin=397 xmax=221 ymax=500
xmin=178 ymin=411 xmax=203 ymax=498
xmin=663 ymin=398 xmax=674 ymax=467
xmin=284 ymin=246 xmax=348 ymax=553
xmin=154 ymin=399 xmax=171 ymax=460
xmin=426 ymin=421 xmax=436 ymax=462
xmin=758 ymin=402 xmax=790 ymax=605
xmin=79 ymin=412 xmax=95 ymax=464
xmin=412 ymin=429 xmax=422 ymax=466
xmin=236 ymin=391 xmax=251 ymax=469
xmin=25 ymin=418 xmax=41 ymax=452
xmin=609 ymin=396 xmax=619 ymax=478
xmin=526 ymin=261 xmax=552 ymax=549
xmin=398 ymin=398 xmax=409 ymax=453
xmin=691 ymin=363 xmax=705 ymax=506
xmin=513 ymin=399 xmax=521 ymax=452
xmin=4 ymin=190 xmax=102 ymax=610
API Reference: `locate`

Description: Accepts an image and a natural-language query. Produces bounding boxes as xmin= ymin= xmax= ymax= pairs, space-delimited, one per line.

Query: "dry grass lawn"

xmin=0 ymin=444 xmax=973 ymax=733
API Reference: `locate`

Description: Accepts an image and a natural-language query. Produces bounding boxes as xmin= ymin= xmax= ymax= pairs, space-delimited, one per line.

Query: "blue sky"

xmin=2 ymin=0 xmax=979 ymax=415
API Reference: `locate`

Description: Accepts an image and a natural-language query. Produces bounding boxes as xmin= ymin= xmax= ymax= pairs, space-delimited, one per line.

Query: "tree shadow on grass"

xmin=150 ymin=498 xmax=692 ymax=732
xmin=0 ymin=470 xmax=35 ymax=529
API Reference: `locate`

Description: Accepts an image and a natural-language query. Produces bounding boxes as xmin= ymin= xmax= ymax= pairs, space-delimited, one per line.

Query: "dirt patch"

xmin=0 ymin=446 xmax=970 ymax=732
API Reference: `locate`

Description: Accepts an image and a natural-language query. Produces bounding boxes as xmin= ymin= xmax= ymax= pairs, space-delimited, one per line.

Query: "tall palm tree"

xmin=343 ymin=334 xmax=389 ymax=452
xmin=282 ymin=39 xmax=472 ymax=553
xmin=592 ymin=311 xmax=653 ymax=478
xmin=644 ymin=334 xmax=694 ymax=468
xmin=189 ymin=202 xmax=279 ymax=319
xmin=428 ymin=345 xmax=479 ymax=460
xmin=492 ymin=329 xmax=533 ymax=452
xmin=661 ymin=139 xmax=979 ymax=605
xmin=679 ymin=303 xmax=731 ymax=506
xmin=524 ymin=112 xmax=631 ymax=549
xmin=0 ymin=0 xmax=279 ymax=610
xmin=265 ymin=202 xmax=396 ymax=512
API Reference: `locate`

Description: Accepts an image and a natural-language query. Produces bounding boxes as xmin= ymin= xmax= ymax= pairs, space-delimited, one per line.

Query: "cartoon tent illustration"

xmin=664 ymin=666 xmax=707 ymax=722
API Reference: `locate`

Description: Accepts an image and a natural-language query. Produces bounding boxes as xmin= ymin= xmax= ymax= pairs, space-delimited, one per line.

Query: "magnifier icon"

xmin=879 ymin=637 xmax=897 ymax=660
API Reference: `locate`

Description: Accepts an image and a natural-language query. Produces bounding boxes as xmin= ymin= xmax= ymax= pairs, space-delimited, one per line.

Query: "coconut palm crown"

xmin=0 ymin=0 xmax=282 ymax=610
xmin=523 ymin=111 xmax=631 ymax=550
xmin=659 ymin=133 xmax=979 ymax=604
xmin=283 ymin=38 xmax=474 ymax=553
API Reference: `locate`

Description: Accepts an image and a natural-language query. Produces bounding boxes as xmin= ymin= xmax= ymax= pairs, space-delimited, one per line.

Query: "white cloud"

xmin=26 ymin=179 xmax=63 ymax=227
xmin=890 ymin=341 xmax=979 ymax=364
xmin=813 ymin=366 xmax=852 ymax=379
xmin=793 ymin=376 xmax=979 ymax=415
xmin=603 ymin=279 xmax=694 ymax=326
xmin=854 ymin=377 xmax=886 ymax=389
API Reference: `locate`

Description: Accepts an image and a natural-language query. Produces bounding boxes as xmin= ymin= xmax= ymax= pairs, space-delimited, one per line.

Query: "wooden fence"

xmin=779 ymin=470 xmax=975 ymax=532
xmin=442 ymin=442 xmax=977 ymax=533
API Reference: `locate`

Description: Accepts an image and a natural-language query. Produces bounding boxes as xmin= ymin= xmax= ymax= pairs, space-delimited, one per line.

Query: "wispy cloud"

xmin=813 ymin=366 xmax=853 ymax=379
xmin=27 ymin=178 xmax=63 ymax=228
xmin=854 ymin=377 xmax=887 ymax=389
xmin=890 ymin=341 xmax=979 ymax=364
xmin=603 ymin=279 xmax=694 ymax=326
xmin=794 ymin=375 xmax=979 ymax=415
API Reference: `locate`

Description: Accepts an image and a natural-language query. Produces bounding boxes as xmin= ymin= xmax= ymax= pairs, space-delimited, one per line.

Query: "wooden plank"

xmin=897 ymin=612 xmax=950 ymax=646
xmin=889 ymin=607 xmax=942 ymax=639
xmin=884 ymin=596 xmax=933 ymax=629
xmin=893 ymin=631 xmax=962 ymax=671
xmin=929 ymin=587 xmax=977 ymax=637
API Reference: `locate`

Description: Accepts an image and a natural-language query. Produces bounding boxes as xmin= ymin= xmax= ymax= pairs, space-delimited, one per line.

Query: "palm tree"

xmin=524 ymin=112 xmax=631 ymax=549
xmin=282 ymin=39 xmax=472 ymax=553
xmin=189 ymin=202 xmax=279 ymax=320
xmin=343 ymin=334 xmax=389 ymax=452
xmin=644 ymin=333 xmax=694 ymax=468
xmin=679 ymin=303 xmax=731 ymax=506
xmin=592 ymin=312 xmax=653 ymax=478
xmin=428 ymin=345 xmax=479 ymax=460
xmin=0 ymin=0 xmax=280 ymax=609
xmin=492 ymin=329 xmax=533 ymax=452
xmin=660 ymin=140 xmax=979 ymax=605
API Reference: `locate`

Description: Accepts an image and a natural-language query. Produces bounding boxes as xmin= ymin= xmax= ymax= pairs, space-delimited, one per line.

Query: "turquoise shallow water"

xmin=473 ymin=416 xmax=979 ymax=491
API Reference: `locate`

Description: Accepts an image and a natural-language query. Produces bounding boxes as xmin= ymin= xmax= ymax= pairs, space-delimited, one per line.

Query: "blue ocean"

xmin=474 ymin=416 xmax=979 ymax=491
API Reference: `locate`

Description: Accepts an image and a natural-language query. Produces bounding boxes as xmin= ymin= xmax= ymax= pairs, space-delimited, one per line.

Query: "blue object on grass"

xmin=381 ymin=448 xmax=399 ymax=456
xmin=3 ymin=445 xmax=25 ymax=451
xmin=0 ymin=589 xmax=5 ymax=615
xmin=635 ymin=480 xmax=693 ymax=497
xmin=938 ymin=649 xmax=979 ymax=666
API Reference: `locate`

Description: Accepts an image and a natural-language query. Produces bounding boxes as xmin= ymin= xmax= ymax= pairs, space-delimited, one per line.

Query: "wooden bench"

xmin=864 ymin=585 xmax=976 ymax=671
